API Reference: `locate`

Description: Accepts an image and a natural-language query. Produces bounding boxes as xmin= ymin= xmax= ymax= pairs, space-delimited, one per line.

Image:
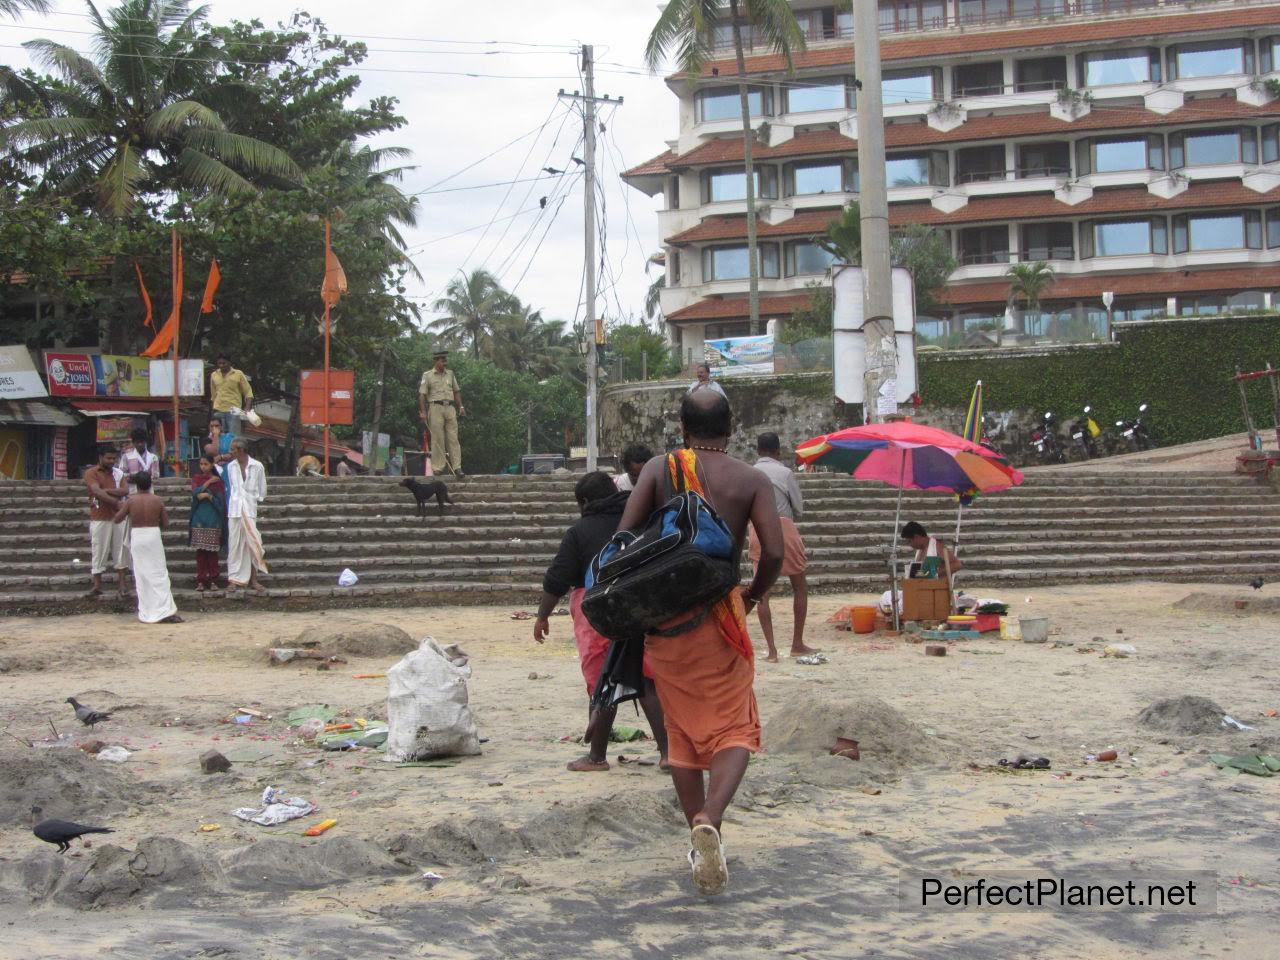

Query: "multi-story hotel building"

xmin=622 ymin=0 xmax=1280 ymax=358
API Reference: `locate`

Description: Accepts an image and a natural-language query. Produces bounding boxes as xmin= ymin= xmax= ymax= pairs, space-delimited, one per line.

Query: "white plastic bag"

xmin=96 ymin=745 xmax=130 ymax=763
xmin=384 ymin=637 xmax=482 ymax=762
xmin=337 ymin=568 xmax=358 ymax=587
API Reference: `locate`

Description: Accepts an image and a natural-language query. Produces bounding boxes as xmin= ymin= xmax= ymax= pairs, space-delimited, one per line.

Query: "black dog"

xmin=400 ymin=477 xmax=455 ymax=517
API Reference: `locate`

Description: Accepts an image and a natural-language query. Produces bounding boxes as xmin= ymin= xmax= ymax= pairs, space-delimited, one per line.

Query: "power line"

xmin=415 ymin=174 xmax=560 ymax=195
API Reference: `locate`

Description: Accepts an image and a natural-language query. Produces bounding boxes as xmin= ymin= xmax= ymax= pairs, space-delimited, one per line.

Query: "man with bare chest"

xmin=114 ymin=472 xmax=181 ymax=623
xmin=83 ymin=446 xmax=129 ymax=598
xmin=617 ymin=390 xmax=784 ymax=896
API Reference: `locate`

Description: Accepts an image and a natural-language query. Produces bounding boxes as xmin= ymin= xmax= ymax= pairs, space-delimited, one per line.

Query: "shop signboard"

xmin=0 ymin=346 xmax=48 ymax=399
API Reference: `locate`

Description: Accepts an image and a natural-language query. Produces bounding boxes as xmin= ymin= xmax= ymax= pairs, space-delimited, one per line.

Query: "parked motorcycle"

xmin=1069 ymin=405 xmax=1103 ymax=459
xmin=1030 ymin=411 xmax=1066 ymax=464
xmin=1115 ymin=403 xmax=1156 ymax=452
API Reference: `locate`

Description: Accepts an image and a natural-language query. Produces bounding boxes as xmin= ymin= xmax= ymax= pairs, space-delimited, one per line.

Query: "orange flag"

xmin=142 ymin=231 xmax=183 ymax=358
xmin=135 ymin=262 xmax=153 ymax=328
xmin=321 ymin=228 xmax=347 ymax=308
xmin=200 ymin=259 xmax=221 ymax=314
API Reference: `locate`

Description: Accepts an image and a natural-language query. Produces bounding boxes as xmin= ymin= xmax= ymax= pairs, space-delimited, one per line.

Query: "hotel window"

xmin=784 ymin=77 xmax=851 ymax=113
xmin=696 ymin=86 xmax=773 ymax=123
xmin=1167 ymin=40 xmax=1253 ymax=80
xmin=1076 ymin=135 xmax=1164 ymax=175
xmin=1170 ymin=128 xmax=1258 ymax=168
xmin=1015 ymin=56 xmax=1066 ymax=92
xmin=701 ymin=166 xmax=779 ymax=203
xmin=956 ymin=145 xmax=1007 ymax=183
xmin=1262 ymin=36 xmax=1280 ymax=72
xmin=957 ymin=0 xmax=1068 ymax=23
xmin=785 ymin=240 xmax=839 ymax=277
xmin=958 ymin=225 xmax=1010 ymax=264
xmin=702 ymin=243 xmax=780 ymax=281
xmin=1018 ymin=141 xmax=1070 ymax=177
xmin=953 ymin=61 xmax=1004 ymax=97
xmin=1082 ymin=218 xmax=1168 ymax=258
xmin=1264 ymin=125 xmax=1280 ymax=164
xmin=881 ymin=0 xmax=946 ymax=33
xmin=784 ymin=158 xmax=857 ymax=196
xmin=1020 ymin=222 xmax=1075 ymax=260
xmin=885 ymin=150 xmax=949 ymax=187
xmin=1266 ymin=208 xmax=1280 ymax=247
xmin=882 ymin=67 xmax=940 ymax=104
xmin=704 ymin=320 xmax=752 ymax=339
xmin=1172 ymin=211 xmax=1262 ymax=253
xmin=1078 ymin=48 xmax=1161 ymax=86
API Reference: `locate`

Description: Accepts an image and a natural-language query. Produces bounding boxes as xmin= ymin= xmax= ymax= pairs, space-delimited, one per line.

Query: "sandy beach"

xmin=1 ymin=582 xmax=1277 ymax=959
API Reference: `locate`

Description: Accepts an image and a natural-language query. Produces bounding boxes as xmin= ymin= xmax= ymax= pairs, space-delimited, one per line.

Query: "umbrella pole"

xmin=890 ymin=457 xmax=906 ymax=631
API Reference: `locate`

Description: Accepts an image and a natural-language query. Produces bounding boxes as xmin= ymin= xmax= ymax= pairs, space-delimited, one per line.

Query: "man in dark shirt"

xmin=534 ymin=471 xmax=667 ymax=772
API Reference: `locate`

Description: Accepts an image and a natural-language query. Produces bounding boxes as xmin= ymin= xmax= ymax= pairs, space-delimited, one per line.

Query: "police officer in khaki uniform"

xmin=418 ymin=348 xmax=466 ymax=477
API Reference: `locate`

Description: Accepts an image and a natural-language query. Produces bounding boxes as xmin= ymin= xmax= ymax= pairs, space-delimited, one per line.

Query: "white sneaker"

xmin=688 ymin=824 xmax=728 ymax=895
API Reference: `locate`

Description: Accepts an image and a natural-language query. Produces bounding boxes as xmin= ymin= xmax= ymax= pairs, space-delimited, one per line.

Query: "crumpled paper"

xmin=231 ymin=786 xmax=316 ymax=826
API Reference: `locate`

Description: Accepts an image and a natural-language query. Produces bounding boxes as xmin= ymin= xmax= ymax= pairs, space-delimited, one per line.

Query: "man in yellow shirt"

xmin=417 ymin=349 xmax=466 ymax=477
xmin=209 ymin=353 xmax=254 ymax=434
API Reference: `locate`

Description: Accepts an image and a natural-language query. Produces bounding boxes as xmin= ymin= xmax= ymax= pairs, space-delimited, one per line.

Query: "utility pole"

xmin=369 ymin=342 xmax=388 ymax=472
xmin=853 ymin=0 xmax=897 ymax=422
xmin=559 ymin=45 xmax=621 ymax=472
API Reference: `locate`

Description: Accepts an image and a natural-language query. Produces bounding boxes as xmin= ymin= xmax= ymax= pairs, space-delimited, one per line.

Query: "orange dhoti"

xmin=645 ymin=591 xmax=761 ymax=771
xmin=748 ymin=517 xmax=807 ymax=577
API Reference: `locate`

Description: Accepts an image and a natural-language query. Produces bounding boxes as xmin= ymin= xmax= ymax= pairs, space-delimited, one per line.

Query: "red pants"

xmin=195 ymin=550 xmax=221 ymax=587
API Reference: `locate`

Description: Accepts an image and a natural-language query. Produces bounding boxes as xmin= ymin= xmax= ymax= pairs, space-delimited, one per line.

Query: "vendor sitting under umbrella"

xmin=901 ymin=521 xmax=962 ymax=582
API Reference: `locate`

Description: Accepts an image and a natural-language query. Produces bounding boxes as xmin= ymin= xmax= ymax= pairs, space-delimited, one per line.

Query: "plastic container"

xmin=999 ymin=617 xmax=1022 ymax=641
xmin=1020 ymin=616 xmax=1049 ymax=644
xmin=851 ymin=606 xmax=878 ymax=634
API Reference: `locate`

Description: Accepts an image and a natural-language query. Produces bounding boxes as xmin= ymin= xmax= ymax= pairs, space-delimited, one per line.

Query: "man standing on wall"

xmin=687 ymin=361 xmax=727 ymax=400
xmin=209 ymin=353 xmax=254 ymax=435
xmin=418 ymin=348 xmax=466 ymax=478
xmin=83 ymin=446 xmax=129 ymax=598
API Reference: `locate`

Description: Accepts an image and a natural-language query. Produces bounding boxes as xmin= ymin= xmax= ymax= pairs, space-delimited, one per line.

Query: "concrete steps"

xmin=1 ymin=471 xmax=1275 ymax=614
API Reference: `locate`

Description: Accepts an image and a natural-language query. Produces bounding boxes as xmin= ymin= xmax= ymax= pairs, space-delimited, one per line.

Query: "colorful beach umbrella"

xmin=795 ymin=421 xmax=1022 ymax=495
xmin=796 ymin=420 xmax=1024 ymax=629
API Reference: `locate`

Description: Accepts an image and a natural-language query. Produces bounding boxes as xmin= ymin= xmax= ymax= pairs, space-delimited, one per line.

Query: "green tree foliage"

xmin=430 ymin=269 xmax=512 ymax=359
xmin=604 ymin=321 xmax=677 ymax=381
xmin=813 ymin=202 xmax=956 ymax=314
xmin=0 ymin=0 xmax=301 ymax=216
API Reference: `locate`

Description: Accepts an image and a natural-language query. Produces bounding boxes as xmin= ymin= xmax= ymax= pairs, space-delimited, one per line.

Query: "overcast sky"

xmin=2 ymin=0 xmax=672 ymax=332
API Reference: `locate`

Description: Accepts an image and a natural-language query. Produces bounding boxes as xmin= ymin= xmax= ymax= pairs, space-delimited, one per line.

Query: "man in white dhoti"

xmin=83 ymin=447 xmax=129 ymax=598
xmin=113 ymin=471 xmax=182 ymax=623
xmin=223 ymin=438 xmax=268 ymax=596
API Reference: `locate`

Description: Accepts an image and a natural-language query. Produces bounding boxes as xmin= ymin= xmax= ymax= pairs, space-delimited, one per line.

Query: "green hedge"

xmin=918 ymin=316 xmax=1280 ymax=447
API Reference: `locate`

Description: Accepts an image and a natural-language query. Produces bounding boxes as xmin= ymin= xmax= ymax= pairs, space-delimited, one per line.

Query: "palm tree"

xmin=643 ymin=273 xmax=665 ymax=323
xmin=1006 ymin=261 xmax=1055 ymax=335
xmin=430 ymin=269 xmax=512 ymax=359
xmin=315 ymin=141 xmax=421 ymax=280
xmin=0 ymin=0 xmax=301 ymax=215
xmin=645 ymin=0 xmax=804 ymax=330
xmin=816 ymin=201 xmax=862 ymax=264
xmin=494 ymin=305 xmax=573 ymax=377
xmin=0 ymin=0 xmax=49 ymax=17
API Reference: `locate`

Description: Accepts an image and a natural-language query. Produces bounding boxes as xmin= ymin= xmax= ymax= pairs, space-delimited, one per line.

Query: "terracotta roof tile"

xmin=667 ymin=181 xmax=1280 ymax=244
xmin=695 ymin=4 xmax=1280 ymax=77
xmin=622 ymin=149 xmax=677 ymax=178
xmin=945 ymin=264 xmax=1280 ymax=305
xmin=659 ymin=99 xmax=1280 ymax=173
xmin=667 ymin=293 xmax=816 ymax=322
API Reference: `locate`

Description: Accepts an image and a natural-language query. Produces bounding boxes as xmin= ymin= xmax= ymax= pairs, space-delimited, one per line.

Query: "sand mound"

xmin=1136 ymin=696 xmax=1228 ymax=735
xmin=763 ymin=696 xmax=937 ymax=770
xmin=1172 ymin=593 xmax=1280 ymax=615
xmin=0 ymin=643 xmax=125 ymax=674
xmin=388 ymin=792 xmax=682 ymax=868
xmin=291 ymin=622 xmax=417 ymax=658
xmin=223 ymin=837 xmax=409 ymax=892
xmin=0 ymin=745 xmax=160 ymax=827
